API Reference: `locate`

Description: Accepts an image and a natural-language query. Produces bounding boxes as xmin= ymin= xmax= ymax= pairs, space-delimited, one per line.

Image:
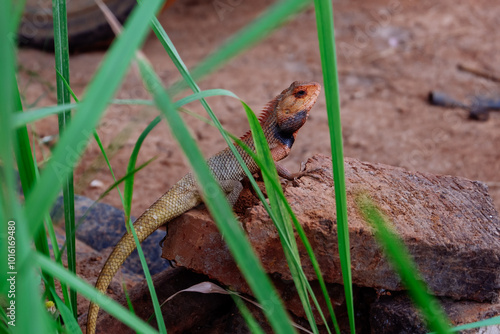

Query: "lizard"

xmin=86 ymin=81 xmax=321 ymax=334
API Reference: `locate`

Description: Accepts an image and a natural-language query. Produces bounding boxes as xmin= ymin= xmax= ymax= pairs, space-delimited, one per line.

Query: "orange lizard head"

xmin=275 ymin=81 xmax=321 ymax=134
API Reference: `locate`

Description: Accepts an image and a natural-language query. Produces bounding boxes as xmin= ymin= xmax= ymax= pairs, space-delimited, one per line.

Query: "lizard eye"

xmin=294 ymin=90 xmax=306 ymax=98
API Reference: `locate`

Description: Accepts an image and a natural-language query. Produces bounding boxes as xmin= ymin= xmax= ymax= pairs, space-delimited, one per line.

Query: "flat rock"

xmin=162 ymin=154 xmax=500 ymax=304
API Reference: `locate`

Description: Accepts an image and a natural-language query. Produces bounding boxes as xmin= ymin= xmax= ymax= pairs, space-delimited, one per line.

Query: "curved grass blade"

xmin=228 ymin=129 xmax=340 ymax=333
xmin=243 ymin=103 xmax=320 ymax=333
xmin=123 ymin=117 xmax=161 ymax=222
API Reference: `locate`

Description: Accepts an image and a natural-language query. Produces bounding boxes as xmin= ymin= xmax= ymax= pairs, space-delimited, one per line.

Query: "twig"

xmin=457 ymin=63 xmax=500 ymax=83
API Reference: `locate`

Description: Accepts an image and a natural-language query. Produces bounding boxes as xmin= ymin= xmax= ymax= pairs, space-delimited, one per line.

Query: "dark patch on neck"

xmin=274 ymin=127 xmax=295 ymax=149
xmin=273 ymin=108 xmax=308 ymax=149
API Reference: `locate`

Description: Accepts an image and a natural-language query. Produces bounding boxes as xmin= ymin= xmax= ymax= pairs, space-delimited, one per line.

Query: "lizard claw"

xmin=299 ymin=162 xmax=307 ymax=173
xmin=289 ymin=166 xmax=323 ymax=186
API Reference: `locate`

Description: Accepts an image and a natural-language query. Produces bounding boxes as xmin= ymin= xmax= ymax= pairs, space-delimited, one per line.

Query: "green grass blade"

xmin=11 ymin=73 xmax=59 ymax=308
xmin=30 ymin=125 xmax=73 ymax=315
xmin=24 ymin=0 xmax=164 ymax=236
xmin=136 ymin=55 xmax=297 ymax=334
xmin=355 ymin=193 xmax=451 ymax=333
xmin=0 ymin=311 xmax=8 ymax=333
xmin=243 ymin=104 xmax=321 ymax=333
xmin=111 ymin=99 xmax=154 ymax=105
xmin=127 ymin=216 xmax=167 ymax=334
xmin=232 ymin=131 xmax=340 ymax=333
xmin=0 ymin=0 xmax=19 ymax=321
xmin=52 ymin=158 xmax=156 ymax=259
xmin=122 ymin=87 xmax=237 ymax=220
xmin=98 ymin=119 xmax=167 ymax=332
xmin=35 ymin=253 xmax=158 ymax=334
xmin=12 ymin=78 xmax=38 ymax=197
xmin=9 ymin=15 xmax=55 ymax=302
xmin=122 ymin=283 xmax=136 ymax=321
xmin=444 ymin=316 xmax=500 ymax=333
xmin=123 ymin=117 xmax=161 ymax=222
xmin=231 ymin=294 xmax=266 ymax=334
xmin=50 ymin=288 xmax=82 ymax=334
xmin=173 ymin=89 xmax=238 ymax=106
xmin=13 ymin=102 xmax=77 ymax=127
xmin=52 ymin=0 xmax=77 ymax=317
xmin=11 ymin=0 xmax=27 ymax=33
xmin=13 ymin=89 xmax=238 ymax=127
xmin=312 ymin=0 xmax=354 ymax=331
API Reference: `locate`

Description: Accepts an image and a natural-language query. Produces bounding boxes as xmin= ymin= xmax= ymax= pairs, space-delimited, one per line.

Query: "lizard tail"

xmin=86 ymin=174 xmax=200 ymax=334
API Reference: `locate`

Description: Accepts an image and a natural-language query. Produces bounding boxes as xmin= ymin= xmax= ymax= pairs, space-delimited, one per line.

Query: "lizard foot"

xmin=278 ymin=162 xmax=323 ymax=187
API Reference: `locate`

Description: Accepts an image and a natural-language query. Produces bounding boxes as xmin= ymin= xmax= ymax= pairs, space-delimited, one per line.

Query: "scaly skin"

xmin=86 ymin=81 xmax=321 ymax=333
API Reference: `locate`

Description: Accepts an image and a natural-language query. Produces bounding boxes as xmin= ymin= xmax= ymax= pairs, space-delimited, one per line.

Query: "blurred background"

xmin=17 ymin=0 xmax=500 ymax=215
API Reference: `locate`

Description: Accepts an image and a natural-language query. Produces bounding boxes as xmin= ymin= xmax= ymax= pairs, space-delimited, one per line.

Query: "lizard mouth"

xmin=302 ymin=82 xmax=321 ymax=115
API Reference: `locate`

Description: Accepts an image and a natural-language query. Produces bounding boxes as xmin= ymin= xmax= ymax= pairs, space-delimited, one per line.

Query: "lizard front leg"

xmin=218 ymin=179 xmax=244 ymax=206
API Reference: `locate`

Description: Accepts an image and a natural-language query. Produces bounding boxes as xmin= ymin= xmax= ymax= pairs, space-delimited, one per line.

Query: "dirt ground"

xmin=17 ymin=0 xmax=500 ymax=218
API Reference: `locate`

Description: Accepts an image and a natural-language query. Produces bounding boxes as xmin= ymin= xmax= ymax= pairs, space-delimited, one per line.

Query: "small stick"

xmin=457 ymin=63 xmax=500 ymax=83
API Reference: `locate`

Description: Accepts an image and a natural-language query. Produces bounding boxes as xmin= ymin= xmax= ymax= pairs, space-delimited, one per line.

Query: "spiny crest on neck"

xmin=238 ymin=93 xmax=281 ymax=140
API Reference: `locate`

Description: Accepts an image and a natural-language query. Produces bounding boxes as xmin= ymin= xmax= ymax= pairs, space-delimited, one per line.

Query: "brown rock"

xmin=162 ymin=154 xmax=500 ymax=306
xmin=87 ymin=267 xmax=234 ymax=334
xmin=370 ymin=294 xmax=500 ymax=334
